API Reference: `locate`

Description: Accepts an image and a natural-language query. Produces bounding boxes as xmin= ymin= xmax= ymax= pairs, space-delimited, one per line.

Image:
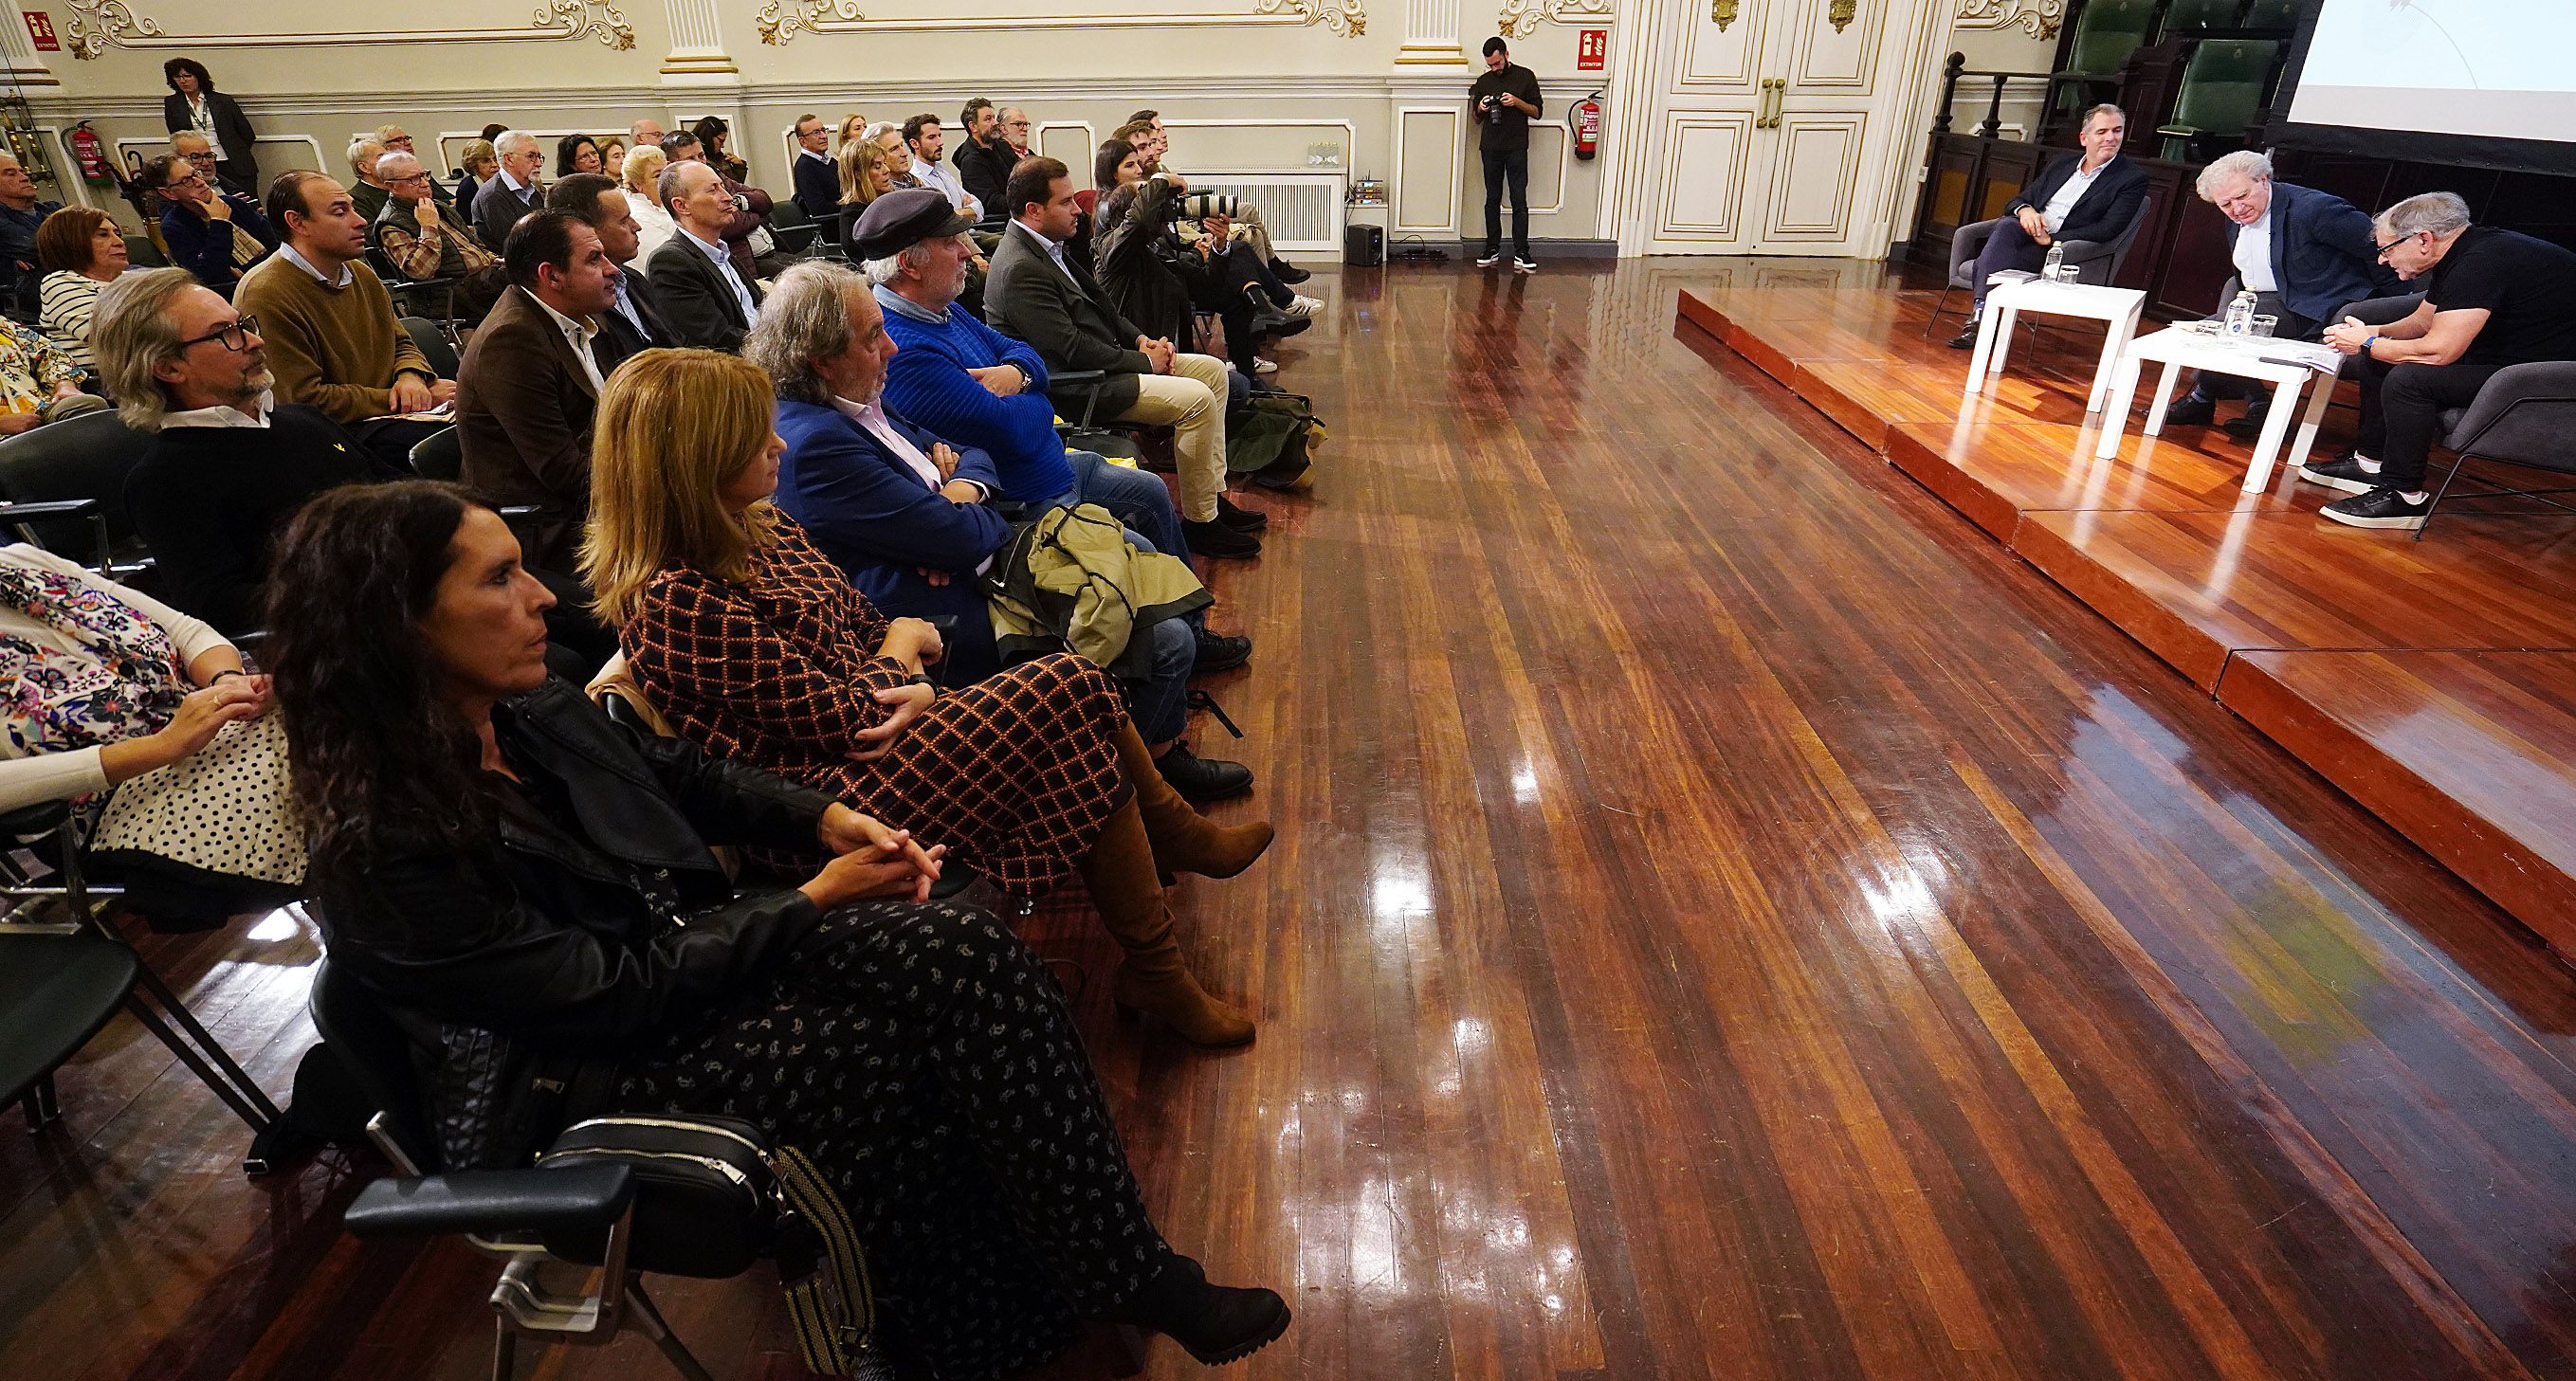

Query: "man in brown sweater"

xmin=233 ymin=170 xmax=454 ymax=466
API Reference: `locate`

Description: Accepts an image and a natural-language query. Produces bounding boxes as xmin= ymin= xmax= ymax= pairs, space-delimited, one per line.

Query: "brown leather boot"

xmin=1079 ymin=800 xmax=1255 ymax=1046
xmin=1114 ymin=721 xmax=1272 ymax=879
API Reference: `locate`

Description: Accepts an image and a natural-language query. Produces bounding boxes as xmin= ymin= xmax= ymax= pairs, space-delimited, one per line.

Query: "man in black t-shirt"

xmin=1471 ymin=36 xmax=1543 ymax=272
xmin=2305 ymin=191 xmax=2576 ymax=529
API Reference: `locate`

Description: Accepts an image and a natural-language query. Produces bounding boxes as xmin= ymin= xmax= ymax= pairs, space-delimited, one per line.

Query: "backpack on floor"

xmin=1227 ymin=390 xmax=1324 ymax=485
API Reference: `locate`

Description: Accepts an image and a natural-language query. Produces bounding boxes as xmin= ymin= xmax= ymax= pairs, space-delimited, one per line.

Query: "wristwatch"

xmin=2362 ymin=335 xmax=2381 ymax=357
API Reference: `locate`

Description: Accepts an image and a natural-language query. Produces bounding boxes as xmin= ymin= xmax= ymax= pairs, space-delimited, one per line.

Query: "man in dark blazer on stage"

xmin=456 ymin=210 xmax=634 ymax=573
xmin=2164 ymin=149 xmax=2393 ymax=435
xmin=1950 ymin=103 xmax=2148 ymax=349
xmin=645 ymin=159 xmax=764 ymax=351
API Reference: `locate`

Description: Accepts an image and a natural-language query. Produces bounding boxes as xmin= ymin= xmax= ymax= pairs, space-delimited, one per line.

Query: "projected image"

xmin=2287 ymin=0 xmax=2576 ymax=141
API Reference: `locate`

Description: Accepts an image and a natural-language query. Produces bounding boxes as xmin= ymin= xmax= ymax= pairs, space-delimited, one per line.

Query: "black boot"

xmin=1268 ymin=257 xmax=1311 ymax=284
xmin=1192 ymin=625 xmax=1252 ymax=673
xmin=1946 ymin=319 xmax=1980 ymax=350
xmin=1110 ymin=1253 xmax=1292 ymax=1366
xmin=1215 ymin=493 xmax=1268 ymax=532
xmin=1156 ymin=740 xmax=1253 ymax=803
xmin=1181 ymin=518 xmax=1261 ymax=559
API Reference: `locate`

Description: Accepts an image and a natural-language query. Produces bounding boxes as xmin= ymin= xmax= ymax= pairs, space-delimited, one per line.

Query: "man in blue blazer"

xmin=1950 ymin=104 xmax=2148 ymax=349
xmin=2164 ymin=150 xmax=2395 ymax=436
xmin=747 ymin=259 xmax=1258 ymax=801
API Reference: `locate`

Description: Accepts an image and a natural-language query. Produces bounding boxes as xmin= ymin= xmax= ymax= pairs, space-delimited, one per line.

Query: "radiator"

xmin=1179 ymin=173 xmax=1346 ymax=255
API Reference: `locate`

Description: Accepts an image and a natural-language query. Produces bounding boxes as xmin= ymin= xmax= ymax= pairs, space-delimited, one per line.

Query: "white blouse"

xmin=1 ymin=544 xmax=229 ymax=811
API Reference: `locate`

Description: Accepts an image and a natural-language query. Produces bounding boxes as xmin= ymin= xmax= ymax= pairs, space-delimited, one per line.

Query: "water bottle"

xmin=2042 ymin=242 xmax=2066 ymax=282
xmin=2225 ymin=289 xmax=2257 ymax=336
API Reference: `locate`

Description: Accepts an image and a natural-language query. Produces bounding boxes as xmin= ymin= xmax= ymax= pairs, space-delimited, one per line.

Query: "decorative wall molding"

xmin=64 ymin=1 xmax=636 ymax=57
xmin=757 ymin=0 xmax=1363 ymax=42
xmin=1950 ymin=0 xmax=2063 ymax=39
xmin=1498 ymin=0 xmax=1611 ymax=40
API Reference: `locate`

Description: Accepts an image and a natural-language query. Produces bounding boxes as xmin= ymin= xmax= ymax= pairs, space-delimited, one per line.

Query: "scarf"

xmin=0 ymin=561 xmax=187 ymax=757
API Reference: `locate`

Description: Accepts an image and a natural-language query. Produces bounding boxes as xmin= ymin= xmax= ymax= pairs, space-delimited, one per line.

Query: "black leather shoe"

xmin=2161 ymin=391 xmax=2216 ymax=427
xmin=1946 ymin=322 xmax=1979 ymax=350
xmin=1250 ymin=310 xmax=1311 ymax=340
xmin=2298 ymin=454 xmax=2380 ymax=495
xmin=1157 ymin=742 xmax=1254 ymax=803
xmin=1181 ymin=518 xmax=1261 ymax=559
xmin=1215 ymin=494 xmax=1268 ymax=532
xmin=1192 ymin=627 xmax=1251 ymax=673
xmin=2320 ymin=486 xmax=2431 ymax=530
xmin=1269 ymin=258 xmax=1311 ymax=284
xmin=2220 ymin=401 xmax=2271 ymax=440
xmin=1111 ymin=1254 xmax=1291 ymax=1366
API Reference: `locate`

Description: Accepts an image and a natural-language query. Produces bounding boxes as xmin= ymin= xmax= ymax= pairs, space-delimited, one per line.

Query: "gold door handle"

xmin=1756 ymin=78 xmax=1786 ymax=129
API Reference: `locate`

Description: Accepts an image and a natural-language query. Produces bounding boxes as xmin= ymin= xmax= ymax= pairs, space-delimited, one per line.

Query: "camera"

xmin=1178 ymin=191 xmax=1239 ymax=220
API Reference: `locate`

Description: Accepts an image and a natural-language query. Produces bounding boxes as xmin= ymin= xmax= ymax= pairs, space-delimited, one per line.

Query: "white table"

xmin=1963 ymin=276 xmax=2147 ymax=413
xmin=2092 ymin=328 xmax=2342 ymax=492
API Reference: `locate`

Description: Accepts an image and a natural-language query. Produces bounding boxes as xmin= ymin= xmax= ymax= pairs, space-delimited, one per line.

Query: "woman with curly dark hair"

xmin=264 ymin=479 xmax=1290 ymax=1377
xmin=689 ymin=115 xmax=749 ymax=184
xmin=553 ymin=133 xmax=603 ymax=180
xmin=159 ymin=59 xmax=258 ymax=196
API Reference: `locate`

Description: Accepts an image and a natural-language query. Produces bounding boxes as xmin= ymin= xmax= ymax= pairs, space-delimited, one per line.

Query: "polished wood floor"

xmin=13 ymin=260 xmax=2576 ymax=1381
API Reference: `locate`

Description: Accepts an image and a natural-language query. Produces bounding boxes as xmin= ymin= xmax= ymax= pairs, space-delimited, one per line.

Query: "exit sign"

xmin=23 ymin=11 xmax=57 ymax=51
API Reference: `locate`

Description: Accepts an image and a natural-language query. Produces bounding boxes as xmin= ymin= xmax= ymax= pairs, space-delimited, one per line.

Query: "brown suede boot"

xmin=1114 ymin=721 xmax=1273 ymax=879
xmin=1080 ymin=800 xmax=1255 ymax=1047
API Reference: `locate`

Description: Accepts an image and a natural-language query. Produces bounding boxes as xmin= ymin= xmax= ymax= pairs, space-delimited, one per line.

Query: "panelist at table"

xmin=1949 ymin=104 xmax=2147 ymax=351
xmin=2165 ymin=150 xmax=2388 ymax=438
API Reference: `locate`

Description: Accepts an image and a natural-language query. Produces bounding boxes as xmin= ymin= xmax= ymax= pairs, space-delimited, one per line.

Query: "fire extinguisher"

xmin=1572 ymin=91 xmax=1603 ymax=162
xmin=69 ymin=121 xmax=111 ymax=186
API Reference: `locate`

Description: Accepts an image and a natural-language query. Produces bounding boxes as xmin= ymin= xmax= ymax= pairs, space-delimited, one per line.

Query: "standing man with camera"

xmin=1472 ymin=36 xmax=1543 ymax=273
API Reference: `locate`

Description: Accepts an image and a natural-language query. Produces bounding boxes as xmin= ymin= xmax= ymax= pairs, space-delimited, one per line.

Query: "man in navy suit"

xmin=744 ymin=258 xmax=1258 ymax=801
xmin=2164 ymin=149 xmax=2392 ymax=437
xmin=1950 ymin=104 xmax=2148 ymax=350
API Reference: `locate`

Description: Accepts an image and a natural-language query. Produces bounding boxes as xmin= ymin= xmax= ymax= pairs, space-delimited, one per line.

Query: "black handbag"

xmin=536 ymin=1116 xmax=886 ymax=1377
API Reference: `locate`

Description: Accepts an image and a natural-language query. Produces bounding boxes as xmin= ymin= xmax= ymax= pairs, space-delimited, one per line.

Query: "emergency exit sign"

xmin=1578 ymin=28 xmax=1607 ymax=70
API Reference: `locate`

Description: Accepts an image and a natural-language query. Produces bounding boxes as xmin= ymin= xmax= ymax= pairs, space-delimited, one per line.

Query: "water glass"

xmin=2249 ymin=315 xmax=2278 ymax=338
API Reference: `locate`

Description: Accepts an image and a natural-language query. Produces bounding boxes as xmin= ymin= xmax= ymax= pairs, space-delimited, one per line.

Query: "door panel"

xmin=1657 ymin=115 xmax=1756 ymax=243
xmin=1764 ymin=114 xmax=1867 ymax=240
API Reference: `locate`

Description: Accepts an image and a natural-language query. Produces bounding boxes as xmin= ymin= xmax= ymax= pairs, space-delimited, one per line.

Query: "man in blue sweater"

xmin=856 ymin=189 xmax=1265 ymax=562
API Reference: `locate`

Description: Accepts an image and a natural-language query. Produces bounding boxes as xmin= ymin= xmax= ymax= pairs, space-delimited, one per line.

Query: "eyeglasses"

xmin=2373 ymin=231 xmax=2422 ymax=262
xmin=183 ymin=152 xmax=218 ymax=165
xmin=177 ymin=314 xmax=259 ymax=353
xmin=388 ymin=173 xmax=432 ymax=187
xmin=160 ymin=172 xmax=207 ymax=191
xmin=1002 ymin=120 xmax=1031 ymax=131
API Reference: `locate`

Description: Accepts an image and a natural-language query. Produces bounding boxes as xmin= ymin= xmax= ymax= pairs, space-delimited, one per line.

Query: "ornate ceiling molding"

xmin=758 ymin=0 xmax=1363 ymax=43
xmin=64 ymin=1 xmax=635 ymax=58
xmin=1951 ymin=0 xmax=2064 ymax=39
xmin=1498 ymin=0 xmax=1612 ymax=40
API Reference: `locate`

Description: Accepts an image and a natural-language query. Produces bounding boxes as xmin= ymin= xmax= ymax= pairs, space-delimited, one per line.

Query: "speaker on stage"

xmin=1344 ymin=224 xmax=1383 ymax=267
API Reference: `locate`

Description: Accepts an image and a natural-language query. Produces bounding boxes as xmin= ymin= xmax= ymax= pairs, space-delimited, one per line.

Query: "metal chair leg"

xmin=489 ymin=1323 xmax=518 ymax=1381
xmin=625 ymin=1281 xmax=717 ymax=1381
xmin=1922 ymin=282 xmax=1956 ymax=338
xmin=2414 ymin=456 xmax=2469 ymax=542
xmin=125 ymin=959 xmax=283 ymax=1121
xmin=22 ymin=1073 xmax=60 ymax=1130
xmin=122 ymin=996 xmax=274 ymax=1135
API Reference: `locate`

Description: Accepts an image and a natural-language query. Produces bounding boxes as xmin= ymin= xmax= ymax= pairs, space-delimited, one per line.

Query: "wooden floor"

xmin=1678 ymin=264 xmax=2576 ymax=954
xmin=13 ymin=259 xmax=2576 ymax=1381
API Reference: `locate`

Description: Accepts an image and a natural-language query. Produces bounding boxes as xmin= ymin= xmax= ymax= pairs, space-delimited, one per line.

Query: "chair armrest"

xmin=0 ymin=799 xmax=70 ymax=838
xmin=345 ymin=1162 xmax=635 ymax=1240
xmin=2447 ymin=361 xmax=2576 ymax=461
xmin=2053 ymin=236 xmax=2114 ymax=265
xmin=1048 ymin=370 xmax=1114 ymax=427
xmin=0 ymin=499 xmax=99 ymax=521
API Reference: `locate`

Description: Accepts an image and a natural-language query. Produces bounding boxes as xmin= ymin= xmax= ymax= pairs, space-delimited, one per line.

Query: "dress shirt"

xmin=528 ymin=291 xmax=605 ymax=390
xmin=2039 ymin=159 xmax=2108 ymax=236
xmin=495 ymin=169 xmax=536 ymax=207
xmin=876 ymin=283 xmax=948 ymax=326
xmin=158 ymin=389 xmax=276 ymax=430
xmin=832 ymin=393 xmax=994 ymax=571
xmin=1012 ymin=219 xmax=1083 ymax=290
xmin=2233 ymin=211 xmax=2278 ymax=293
xmin=683 ymin=225 xmax=758 ymax=323
xmin=608 ymin=266 xmax=649 ymax=340
xmin=278 ymin=243 xmax=354 ymax=289
xmin=912 ymin=157 xmax=977 ymax=214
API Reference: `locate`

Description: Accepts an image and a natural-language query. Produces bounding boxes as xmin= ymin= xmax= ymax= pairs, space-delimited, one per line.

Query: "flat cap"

xmin=850 ymin=187 xmax=975 ymax=262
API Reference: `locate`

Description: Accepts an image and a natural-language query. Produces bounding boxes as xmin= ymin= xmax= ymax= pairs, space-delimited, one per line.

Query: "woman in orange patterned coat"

xmin=585 ymin=348 xmax=1268 ymax=1045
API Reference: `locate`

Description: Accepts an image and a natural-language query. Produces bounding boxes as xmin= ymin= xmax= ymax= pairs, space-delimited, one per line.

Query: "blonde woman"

xmin=583 ymin=348 xmax=1271 ymax=1045
xmin=835 ymin=112 xmax=868 ymax=153
xmin=450 ymin=137 xmax=497 ymax=221
xmin=619 ymin=142 xmax=676 ymax=267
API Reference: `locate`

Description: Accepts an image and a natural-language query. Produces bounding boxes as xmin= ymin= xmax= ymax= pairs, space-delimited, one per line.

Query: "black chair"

xmin=401 ymin=315 xmax=462 ymax=380
xmin=1047 ymin=368 xmax=1167 ymax=469
xmin=2328 ymin=292 xmax=2576 ymax=538
xmin=318 ymin=959 xmax=775 ymax=1381
xmin=1 ymin=800 xmax=281 ymax=1155
xmin=764 ymin=202 xmax=822 ymax=260
xmin=410 ymin=423 xmax=464 ymax=481
xmin=0 ymin=409 xmax=157 ymax=574
xmin=1926 ymin=192 xmax=2155 ymax=337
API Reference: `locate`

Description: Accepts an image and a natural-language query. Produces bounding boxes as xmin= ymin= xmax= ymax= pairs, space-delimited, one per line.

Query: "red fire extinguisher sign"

xmin=1578 ymin=28 xmax=1607 ymax=71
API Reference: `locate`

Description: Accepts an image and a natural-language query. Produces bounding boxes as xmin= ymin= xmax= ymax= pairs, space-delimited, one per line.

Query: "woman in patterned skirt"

xmin=265 ymin=481 xmax=1290 ymax=1376
xmin=585 ymin=348 xmax=1271 ymax=1046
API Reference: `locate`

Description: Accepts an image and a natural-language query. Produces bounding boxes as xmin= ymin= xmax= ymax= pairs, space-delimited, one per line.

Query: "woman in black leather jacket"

xmin=264 ymin=481 xmax=1288 ymax=1377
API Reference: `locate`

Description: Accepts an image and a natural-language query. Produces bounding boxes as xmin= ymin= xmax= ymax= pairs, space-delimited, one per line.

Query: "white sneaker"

xmin=1283 ymin=294 xmax=1323 ymax=318
xmin=1513 ymin=256 xmax=1538 ymax=274
xmin=1251 ymin=358 xmax=1279 ymax=375
xmin=1475 ymin=251 xmax=1503 ymax=268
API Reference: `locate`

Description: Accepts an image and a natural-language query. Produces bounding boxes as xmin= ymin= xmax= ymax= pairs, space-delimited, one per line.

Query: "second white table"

xmin=2092 ymin=328 xmax=2342 ymax=492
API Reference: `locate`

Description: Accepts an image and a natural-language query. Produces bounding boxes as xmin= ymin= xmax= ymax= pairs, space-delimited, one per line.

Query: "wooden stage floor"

xmin=1675 ymin=263 xmax=2576 ymax=956
xmin=12 ymin=260 xmax=2576 ymax=1381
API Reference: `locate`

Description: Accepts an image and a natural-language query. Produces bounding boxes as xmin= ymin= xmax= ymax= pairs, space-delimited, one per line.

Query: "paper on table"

xmin=392 ymin=402 xmax=457 ymax=422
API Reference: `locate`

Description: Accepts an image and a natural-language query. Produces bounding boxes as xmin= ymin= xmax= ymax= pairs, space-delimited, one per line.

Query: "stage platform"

xmin=1675 ymin=266 xmax=2576 ymax=956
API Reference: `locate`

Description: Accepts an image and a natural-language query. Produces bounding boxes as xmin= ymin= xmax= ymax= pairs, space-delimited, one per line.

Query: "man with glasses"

xmin=96 ymin=267 xmax=393 ymax=633
xmin=372 ymin=151 xmax=508 ymax=319
xmin=148 ymin=152 xmax=276 ymax=290
xmin=955 ymin=103 xmax=1027 ymax=228
xmin=0 ymin=153 xmax=61 ymax=312
xmin=169 ymin=131 xmax=242 ymax=197
xmin=2302 ymin=191 xmax=2576 ymax=529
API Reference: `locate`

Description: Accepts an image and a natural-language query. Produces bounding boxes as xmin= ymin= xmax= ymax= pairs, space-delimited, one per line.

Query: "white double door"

xmin=1606 ymin=0 xmax=1951 ymax=256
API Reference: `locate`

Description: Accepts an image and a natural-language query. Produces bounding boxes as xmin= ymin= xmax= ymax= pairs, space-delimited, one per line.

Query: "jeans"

xmin=1481 ymin=147 xmax=1530 ymax=259
xmin=1966 ymin=215 xmax=2049 ymax=316
xmin=1036 ymin=448 xmax=1186 ymax=558
xmin=1018 ymin=485 xmax=1197 ymax=743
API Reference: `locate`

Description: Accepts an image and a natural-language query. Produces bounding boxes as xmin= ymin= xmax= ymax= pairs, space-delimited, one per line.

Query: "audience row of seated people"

xmin=3 ymin=88 xmax=1343 ymax=1372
